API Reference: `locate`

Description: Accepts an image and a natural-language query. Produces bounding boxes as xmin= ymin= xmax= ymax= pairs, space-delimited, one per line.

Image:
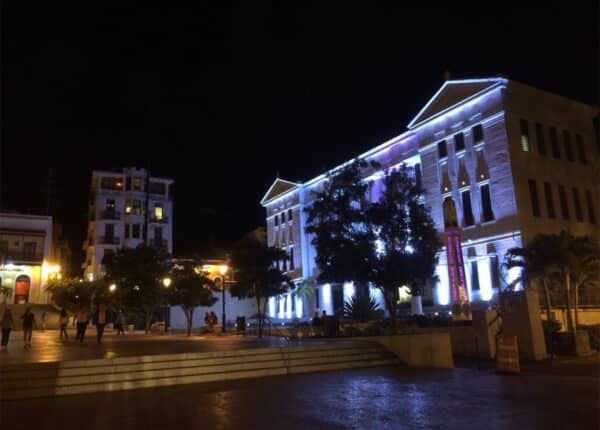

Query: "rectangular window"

xmin=106 ymin=199 xmax=115 ymax=210
xmin=576 ymin=134 xmax=587 ymax=164
xmin=23 ymin=242 xmax=37 ymax=259
xmin=105 ymin=223 xmax=114 ymax=239
xmin=154 ymin=204 xmax=163 ymax=220
xmin=100 ymin=177 xmax=123 ymax=190
xmin=148 ymin=181 xmax=166 ymax=195
xmin=520 ymin=119 xmax=530 ymax=152
xmin=155 ymin=227 xmax=163 ymax=241
xmin=490 ymin=256 xmax=501 ymax=290
xmin=133 ymin=200 xmax=142 ymax=216
xmin=289 ymin=248 xmax=295 ymax=271
xmin=132 ymin=224 xmax=141 ymax=239
xmin=125 ymin=224 xmax=130 ymax=239
xmin=133 ymin=177 xmax=142 ymax=191
xmin=125 ymin=200 xmax=132 ymax=214
xmin=472 ymin=124 xmax=484 ymax=144
xmin=528 ymin=179 xmax=541 ymax=217
xmin=454 ymin=133 xmax=465 ymax=152
xmin=470 ymin=261 xmax=480 ymax=291
xmin=543 ymin=182 xmax=556 ymax=219
xmin=414 ymin=163 xmax=422 ymax=190
xmin=281 ymin=212 xmax=286 ymax=223
xmin=480 ymin=184 xmax=494 ymax=222
xmin=438 ymin=140 xmax=447 ymax=158
xmin=126 ymin=177 xmax=132 ymax=191
xmin=288 ymin=228 xmax=294 ymax=244
xmin=288 ymin=209 xmax=293 ymax=221
xmin=535 ymin=123 xmax=546 ymax=156
xmin=585 ymin=189 xmax=596 ymax=224
xmin=558 ymin=185 xmax=569 ymax=220
xmin=462 ymin=190 xmax=474 ymax=226
xmin=274 ymin=215 xmax=279 ymax=227
xmin=550 ymin=127 xmax=560 ymax=159
xmin=291 ymin=293 xmax=295 ymax=312
xmin=572 ymin=188 xmax=583 ymax=222
xmin=563 ymin=130 xmax=574 ymax=161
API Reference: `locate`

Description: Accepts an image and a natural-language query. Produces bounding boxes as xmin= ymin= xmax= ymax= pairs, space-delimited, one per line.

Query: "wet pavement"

xmin=1 ymin=362 xmax=598 ymax=430
xmin=0 ymin=328 xmax=336 ymax=365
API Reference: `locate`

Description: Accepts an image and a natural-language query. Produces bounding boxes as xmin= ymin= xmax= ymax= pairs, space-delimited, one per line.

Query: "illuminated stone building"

xmin=261 ymin=77 xmax=599 ymax=320
xmin=0 ymin=212 xmax=62 ymax=304
xmin=83 ymin=167 xmax=174 ymax=279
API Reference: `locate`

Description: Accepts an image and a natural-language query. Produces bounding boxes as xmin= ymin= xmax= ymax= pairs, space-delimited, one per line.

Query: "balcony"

xmin=152 ymin=239 xmax=168 ymax=248
xmin=150 ymin=216 xmax=169 ymax=224
xmin=0 ymin=251 xmax=44 ymax=264
xmin=100 ymin=210 xmax=121 ymax=220
xmin=99 ymin=236 xmax=121 ymax=245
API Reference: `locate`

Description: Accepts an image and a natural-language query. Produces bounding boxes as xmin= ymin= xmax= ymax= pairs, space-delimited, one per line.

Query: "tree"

xmin=229 ymin=229 xmax=293 ymax=338
xmin=344 ymin=292 xmax=382 ymax=322
xmin=305 ymin=161 xmax=440 ymax=333
xmin=104 ymin=245 xmax=172 ymax=333
xmin=504 ymin=232 xmax=600 ymax=333
xmin=370 ymin=165 xmax=441 ymax=331
xmin=46 ymin=278 xmax=111 ymax=313
xmin=305 ymin=159 xmax=378 ymax=294
xmin=168 ymin=261 xmax=217 ymax=336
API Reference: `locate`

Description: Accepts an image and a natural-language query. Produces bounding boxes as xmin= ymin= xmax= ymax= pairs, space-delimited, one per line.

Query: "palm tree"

xmin=0 ymin=286 xmax=13 ymax=305
xmin=568 ymin=237 xmax=600 ymax=327
xmin=504 ymin=234 xmax=560 ymax=324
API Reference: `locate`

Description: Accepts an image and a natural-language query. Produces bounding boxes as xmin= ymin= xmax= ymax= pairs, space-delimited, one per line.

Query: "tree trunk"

xmin=575 ymin=285 xmax=581 ymax=328
xmin=565 ymin=273 xmax=575 ymax=333
xmin=383 ymin=288 xmax=397 ymax=335
xmin=145 ymin=310 xmax=152 ymax=334
xmin=262 ymin=296 xmax=268 ymax=337
xmin=542 ymin=278 xmax=552 ymax=323
xmin=186 ymin=308 xmax=194 ymax=336
xmin=255 ymin=293 xmax=263 ymax=338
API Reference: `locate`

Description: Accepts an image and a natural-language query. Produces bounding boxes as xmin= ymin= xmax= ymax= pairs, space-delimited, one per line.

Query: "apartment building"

xmin=260 ymin=77 xmax=599 ymax=320
xmin=83 ymin=167 xmax=174 ymax=279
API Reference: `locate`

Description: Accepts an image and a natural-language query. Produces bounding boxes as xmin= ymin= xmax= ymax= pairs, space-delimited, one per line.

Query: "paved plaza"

xmin=1 ymin=359 xmax=598 ymax=430
xmin=0 ymin=328 xmax=321 ymax=365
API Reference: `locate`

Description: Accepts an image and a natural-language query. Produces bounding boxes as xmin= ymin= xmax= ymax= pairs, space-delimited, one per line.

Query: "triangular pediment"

xmin=260 ymin=178 xmax=299 ymax=205
xmin=408 ymin=78 xmax=507 ymax=129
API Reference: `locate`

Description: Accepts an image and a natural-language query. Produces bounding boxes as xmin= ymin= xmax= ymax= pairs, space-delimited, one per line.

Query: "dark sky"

xmin=1 ymin=3 xmax=598 ymax=273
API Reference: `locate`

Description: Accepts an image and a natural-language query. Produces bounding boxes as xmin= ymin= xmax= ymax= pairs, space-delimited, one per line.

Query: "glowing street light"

xmin=109 ymin=283 xmax=117 ymax=293
xmin=219 ymin=265 xmax=229 ymax=333
xmin=162 ymin=277 xmax=172 ymax=288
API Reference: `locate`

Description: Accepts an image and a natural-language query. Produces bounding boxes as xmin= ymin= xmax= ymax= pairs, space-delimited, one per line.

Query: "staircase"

xmin=0 ymin=341 xmax=400 ymax=400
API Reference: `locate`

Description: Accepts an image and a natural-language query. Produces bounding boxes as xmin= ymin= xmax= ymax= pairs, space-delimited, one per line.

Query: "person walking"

xmin=75 ymin=306 xmax=89 ymax=343
xmin=94 ymin=304 xmax=107 ymax=343
xmin=1 ymin=308 xmax=14 ymax=348
xmin=41 ymin=311 xmax=48 ymax=331
xmin=115 ymin=309 xmax=126 ymax=336
xmin=59 ymin=308 xmax=69 ymax=341
xmin=21 ymin=308 xmax=36 ymax=348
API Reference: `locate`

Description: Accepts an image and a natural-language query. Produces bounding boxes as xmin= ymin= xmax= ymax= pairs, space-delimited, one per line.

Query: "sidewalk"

xmin=0 ymin=328 xmax=333 ymax=365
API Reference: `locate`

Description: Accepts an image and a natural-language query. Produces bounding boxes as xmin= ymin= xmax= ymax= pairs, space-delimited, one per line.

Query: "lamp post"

xmin=219 ymin=265 xmax=228 ymax=333
xmin=162 ymin=277 xmax=172 ymax=333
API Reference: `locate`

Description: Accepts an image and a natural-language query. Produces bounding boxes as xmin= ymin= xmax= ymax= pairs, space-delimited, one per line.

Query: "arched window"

xmin=14 ymin=275 xmax=31 ymax=304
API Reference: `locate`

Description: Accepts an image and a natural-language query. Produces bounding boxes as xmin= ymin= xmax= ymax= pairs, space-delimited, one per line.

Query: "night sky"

xmin=1 ymin=3 xmax=598 ymax=273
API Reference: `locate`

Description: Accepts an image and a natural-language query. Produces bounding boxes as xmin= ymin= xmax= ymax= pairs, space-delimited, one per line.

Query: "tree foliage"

xmin=305 ymin=160 xmax=441 ymax=331
xmin=168 ymin=261 xmax=217 ymax=336
xmin=344 ymin=291 xmax=383 ymax=322
xmin=46 ymin=278 xmax=113 ymax=313
xmin=229 ymin=229 xmax=293 ymax=337
xmin=103 ymin=245 xmax=172 ymax=333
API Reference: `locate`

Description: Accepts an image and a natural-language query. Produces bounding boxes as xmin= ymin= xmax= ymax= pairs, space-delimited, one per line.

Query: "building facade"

xmin=261 ymin=77 xmax=599 ymax=321
xmin=83 ymin=167 xmax=174 ymax=278
xmin=0 ymin=213 xmax=62 ymax=304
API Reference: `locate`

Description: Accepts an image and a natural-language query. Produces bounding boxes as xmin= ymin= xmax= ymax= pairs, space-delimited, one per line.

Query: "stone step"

xmin=0 ymin=342 xmax=400 ymax=400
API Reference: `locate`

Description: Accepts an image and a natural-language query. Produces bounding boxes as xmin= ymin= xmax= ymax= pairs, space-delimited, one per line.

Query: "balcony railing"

xmin=152 ymin=239 xmax=168 ymax=248
xmin=100 ymin=210 xmax=121 ymax=220
xmin=99 ymin=236 xmax=121 ymax=245
xmin=0 ymin=251 xmax=44 ymax=263
xmin=150 ymin=216 xmax=169 ymax=224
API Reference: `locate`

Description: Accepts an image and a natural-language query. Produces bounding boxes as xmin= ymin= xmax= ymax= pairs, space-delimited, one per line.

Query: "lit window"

xmin=125 ymin=200 xmax=132 ymax=214
xmin=154 ymin=204 xmax=163 ymax=220
xmin=520 ymin=119 xmax=530 ymax=152
xmin=133 ymin=177 xmax=142 ymax=191
xmin=133 ymin=200 xmax=142 ymax=216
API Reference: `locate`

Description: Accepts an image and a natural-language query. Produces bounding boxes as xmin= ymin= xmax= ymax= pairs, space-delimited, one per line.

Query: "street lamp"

xmin=162 ymin=277 xmax=172 ymax=333
xmin=109 ymin=283 xmax=117 ymax=293
xmin=162 ymin=277 xmax=172 ymax=288
xmin=219 ymin=265 xmax=228 ymax=333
